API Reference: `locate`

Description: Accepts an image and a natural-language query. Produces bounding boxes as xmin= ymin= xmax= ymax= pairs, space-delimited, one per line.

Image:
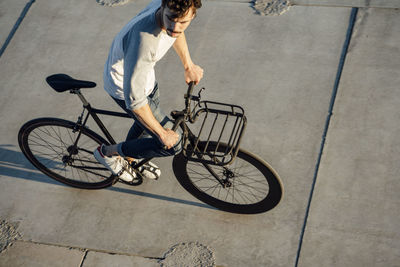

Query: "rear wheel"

xmin=18 ymin=118 xmax=116 ymax=189
xmin=173 ymin=142 xmax=283 ymax=214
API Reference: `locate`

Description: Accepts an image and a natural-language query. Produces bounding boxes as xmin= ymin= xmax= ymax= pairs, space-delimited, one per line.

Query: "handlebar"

xmin=187 ymin=81 xmax=196 ymax=96
xmin=184 ymin=82 xmax=205 ymax=113
xmin=163 ymin=81 xmax=197 ymax=150
xmin=184 ymin=81 xmax=196 ymax=110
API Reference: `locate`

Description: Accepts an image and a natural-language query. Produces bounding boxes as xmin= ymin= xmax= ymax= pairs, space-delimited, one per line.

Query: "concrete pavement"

xmin=0 ymin=0 xmax=399 ymax=266
xmin=292 ymin=0 xmax=400 ymax=8
xmin=298 ymin=7 xmax=400 ymax=266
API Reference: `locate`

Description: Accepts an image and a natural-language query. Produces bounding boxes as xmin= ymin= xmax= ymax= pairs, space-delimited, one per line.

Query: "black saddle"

xmin=46 ymin=74 xmax=96 ymax=92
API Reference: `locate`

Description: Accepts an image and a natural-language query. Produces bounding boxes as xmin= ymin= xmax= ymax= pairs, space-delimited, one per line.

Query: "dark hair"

xmin=161 ymin=0 xmax=202 ymax=18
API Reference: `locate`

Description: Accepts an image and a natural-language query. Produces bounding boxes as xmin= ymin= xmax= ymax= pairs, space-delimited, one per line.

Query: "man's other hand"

xmin=185 ymin=64 xmax=204 ymax=85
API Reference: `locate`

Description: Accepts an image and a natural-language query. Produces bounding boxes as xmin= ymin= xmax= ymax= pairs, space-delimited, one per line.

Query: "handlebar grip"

xmin=187 ymin=81 xmax=195 ymax=96
xmin=162 ymin=117 xmax=182 ymax=150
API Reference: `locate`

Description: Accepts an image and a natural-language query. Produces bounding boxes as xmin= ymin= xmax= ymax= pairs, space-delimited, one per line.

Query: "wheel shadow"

xmin=0 ymin=144 xmax=216 ymax=211
xmin=0 ymin=144 xmax=60 ymax=185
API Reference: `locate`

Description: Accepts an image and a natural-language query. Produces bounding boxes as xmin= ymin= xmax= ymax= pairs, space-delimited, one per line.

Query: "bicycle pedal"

xmin=125 ymin=157 xmax=136 ymax=165
xmin=118 ymin=175 xmax=143 ymax=186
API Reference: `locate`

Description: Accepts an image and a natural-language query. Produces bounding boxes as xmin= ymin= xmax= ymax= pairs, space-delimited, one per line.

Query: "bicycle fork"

xmin=172 ymin=112 xmax=235 ymax=189
xmin=202 ymin=163 xmax=234 ymax=188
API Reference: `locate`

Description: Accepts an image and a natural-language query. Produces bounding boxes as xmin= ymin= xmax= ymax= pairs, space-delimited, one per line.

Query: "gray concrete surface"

xmin=0 ymin=0 xmax=29 ymax=47
xmin=0 ymin=0 xmax=399 ymax=266
xmin=215 ymin=0 xmax=400 ymax=8
xmin=292 ymin=0 xmax=400 ymax=8
xmin=298 ymin=7 xmax=400 ymax=267
xmin=83 ymin=251 xmax=159 ymax=267
xmin=0 ymin=241 xmax=84 ymax=266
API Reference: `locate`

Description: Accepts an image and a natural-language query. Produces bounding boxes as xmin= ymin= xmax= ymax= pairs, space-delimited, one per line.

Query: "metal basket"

xmin=183 ymin=100 xmax=246 ymax=166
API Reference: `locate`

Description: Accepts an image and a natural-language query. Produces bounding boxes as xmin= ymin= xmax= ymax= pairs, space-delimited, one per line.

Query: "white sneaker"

xmin=130 ymin=159 xmax=161 ymax=180
xmin=93 ymin=145 xmax=136 ymax=182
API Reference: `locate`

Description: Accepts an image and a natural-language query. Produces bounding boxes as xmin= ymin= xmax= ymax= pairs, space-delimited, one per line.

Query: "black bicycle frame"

xmin=74 ymin=89 xmax=129 ymax=145
xmin=71 ymin=89 xmax=184 ymax=169
xmin=70 ymin=86 xmax=245 ymax=187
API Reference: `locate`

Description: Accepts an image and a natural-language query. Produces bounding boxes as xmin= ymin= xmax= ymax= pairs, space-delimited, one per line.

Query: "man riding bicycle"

xmin=94 ymin=0 xmax=204 ymax=182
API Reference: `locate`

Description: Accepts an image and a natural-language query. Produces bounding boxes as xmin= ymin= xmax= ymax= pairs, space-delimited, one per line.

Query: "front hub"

xmin=223 ymin=169 xmax=234 ymax=178
xmin=222 ymin=168 xmax=235 ymax=188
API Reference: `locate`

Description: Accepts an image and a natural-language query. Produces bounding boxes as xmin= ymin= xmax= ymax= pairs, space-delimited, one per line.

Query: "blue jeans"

xmin=112 ymin=83 xmax=183 ymax=159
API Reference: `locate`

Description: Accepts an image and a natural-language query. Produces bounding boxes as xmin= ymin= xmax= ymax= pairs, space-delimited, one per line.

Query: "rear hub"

xmin=67 ymin=145 xmax=79 ymax=155
xmin=62 ymin=155 xmax=74 ymax=166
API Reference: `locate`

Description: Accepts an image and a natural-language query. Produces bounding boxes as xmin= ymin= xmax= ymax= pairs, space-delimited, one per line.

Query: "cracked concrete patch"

xmin=251 ymin=0 xmax=291 ymax=16
xmin=96 ymin=0 xmax=133 ymax=7
xmin=159 ymin=242 xmax=216 ymax=267
xmin=0 ymin=219 xmax=22 ymax=252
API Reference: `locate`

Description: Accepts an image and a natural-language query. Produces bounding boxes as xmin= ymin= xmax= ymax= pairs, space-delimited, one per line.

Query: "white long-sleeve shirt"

xmin=103 ymin=0 xmax=176 ymax=110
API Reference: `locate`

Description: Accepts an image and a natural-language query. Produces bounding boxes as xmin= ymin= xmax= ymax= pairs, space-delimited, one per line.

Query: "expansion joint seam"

xmin=293 ymin=7 xmax=359 ymax=267
xmin=0 ymin=0 xmax=36 ymax=58
xmin=15 ymin=239 xmax=162 ymax=261
xmin=79 ymin=250 xmax=88 ymax=267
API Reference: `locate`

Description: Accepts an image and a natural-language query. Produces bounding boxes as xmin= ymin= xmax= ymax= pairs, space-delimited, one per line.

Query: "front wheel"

xmin=18 ymin=118 xmax=116 ymax=189
xmin=172 ymin=142 xmax=283 ymax=214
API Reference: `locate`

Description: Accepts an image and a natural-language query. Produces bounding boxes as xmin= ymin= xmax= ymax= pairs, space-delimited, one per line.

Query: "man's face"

xmin=161 ymin=7 xmax=195 ymax=38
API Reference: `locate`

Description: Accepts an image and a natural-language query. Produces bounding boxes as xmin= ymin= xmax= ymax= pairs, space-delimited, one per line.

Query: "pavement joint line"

xmin=15 ymin=239 xmax=164 ymax=261
xmin=293 ymin=7 xmax=359 ymax=267
xmin=79 ymin=249 xmax=88 ymax=267
xmin=0 ymin=0 xmax=36 ymax=58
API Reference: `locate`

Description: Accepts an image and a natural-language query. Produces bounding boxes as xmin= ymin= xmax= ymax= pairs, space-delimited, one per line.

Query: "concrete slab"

xmin=0 ymin=0 xmax=30 ymax=49
xmin=292 ymin=0 xmax=400 ymax=8
xmin=298 ymin=8 xmax=400 ymax=267
xmin=82 ymin=251 xmax=159 ymax=267
xmin=210 ymin=0 xmax=400 ymax=9
xmin=0 ymin=241 xmax=84 ymax=266
xmin=0 ymin=0 xmax=354 ymax=267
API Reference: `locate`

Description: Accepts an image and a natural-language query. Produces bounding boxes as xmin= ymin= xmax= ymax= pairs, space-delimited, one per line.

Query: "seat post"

xmin=73 ymin=89 xmax=90 ymax=107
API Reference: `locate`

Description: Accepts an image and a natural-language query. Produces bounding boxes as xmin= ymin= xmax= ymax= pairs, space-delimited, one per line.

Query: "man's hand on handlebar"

xmin=133 ymin=104 xmax=179 ymax=150
xmin=185 ymin=64 xmax=203 ymax=85
xmin=160 ymin=128 xmax=179 ymax=150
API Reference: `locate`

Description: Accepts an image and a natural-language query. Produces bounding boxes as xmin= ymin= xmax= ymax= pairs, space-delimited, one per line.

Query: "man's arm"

xmin=173 ymin=32 xmax=204 ymax=84
xmin=135 ymin=33 xmax=203 ymax=148
xmin=123 ymin=32 xmax=178 ymax=149
xmin=133 ymin=104 xmax=178 ymax=149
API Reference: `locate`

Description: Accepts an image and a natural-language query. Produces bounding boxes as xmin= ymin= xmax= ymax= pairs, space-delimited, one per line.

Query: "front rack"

xmin=183 ymin=100 xmax=247 ymax=166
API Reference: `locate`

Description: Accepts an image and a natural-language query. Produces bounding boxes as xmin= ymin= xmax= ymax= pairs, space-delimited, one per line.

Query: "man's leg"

xmin=112 ymin=97 xmax=146 ymax=141
xmin=117 ymin=84 xmax=183 ymax=159
xmin=98 ymin=97 xmax=144 ymax=157
xmin=102 ymin=84 xmax=182 ymax=159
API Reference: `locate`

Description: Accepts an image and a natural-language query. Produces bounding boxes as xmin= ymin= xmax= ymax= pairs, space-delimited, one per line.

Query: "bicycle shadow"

xmin=0 ymin=144 xmax=215 ymax=210
xmin=0 ymin=144 xmax=60 ymax=185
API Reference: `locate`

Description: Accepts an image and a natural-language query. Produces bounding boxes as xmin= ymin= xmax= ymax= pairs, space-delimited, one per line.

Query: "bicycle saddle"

xmin=46 ymin=74 xmax=96 ymax=92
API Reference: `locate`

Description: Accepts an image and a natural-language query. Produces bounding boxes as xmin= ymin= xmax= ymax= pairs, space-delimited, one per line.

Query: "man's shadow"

xmin=0 ymin=144 xmax=215 ymax=210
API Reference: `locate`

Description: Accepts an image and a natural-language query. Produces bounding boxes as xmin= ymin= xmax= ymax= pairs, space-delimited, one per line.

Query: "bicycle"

xmin=18 ymin=74 xmax=283 ymax=214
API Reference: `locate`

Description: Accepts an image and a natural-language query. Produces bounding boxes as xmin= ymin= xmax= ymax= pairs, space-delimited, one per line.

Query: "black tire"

xmin=18 ymin=118 xmax=115 ymax=189
xmin=173 ymin=142 xmax=283 ymax=214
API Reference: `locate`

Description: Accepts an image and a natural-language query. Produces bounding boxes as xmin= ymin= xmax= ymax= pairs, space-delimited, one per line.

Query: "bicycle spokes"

xmin=186 ymin=160 xmax=270 ymax=205
xmin=26 ymin=124 xmax=109 ymax=182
